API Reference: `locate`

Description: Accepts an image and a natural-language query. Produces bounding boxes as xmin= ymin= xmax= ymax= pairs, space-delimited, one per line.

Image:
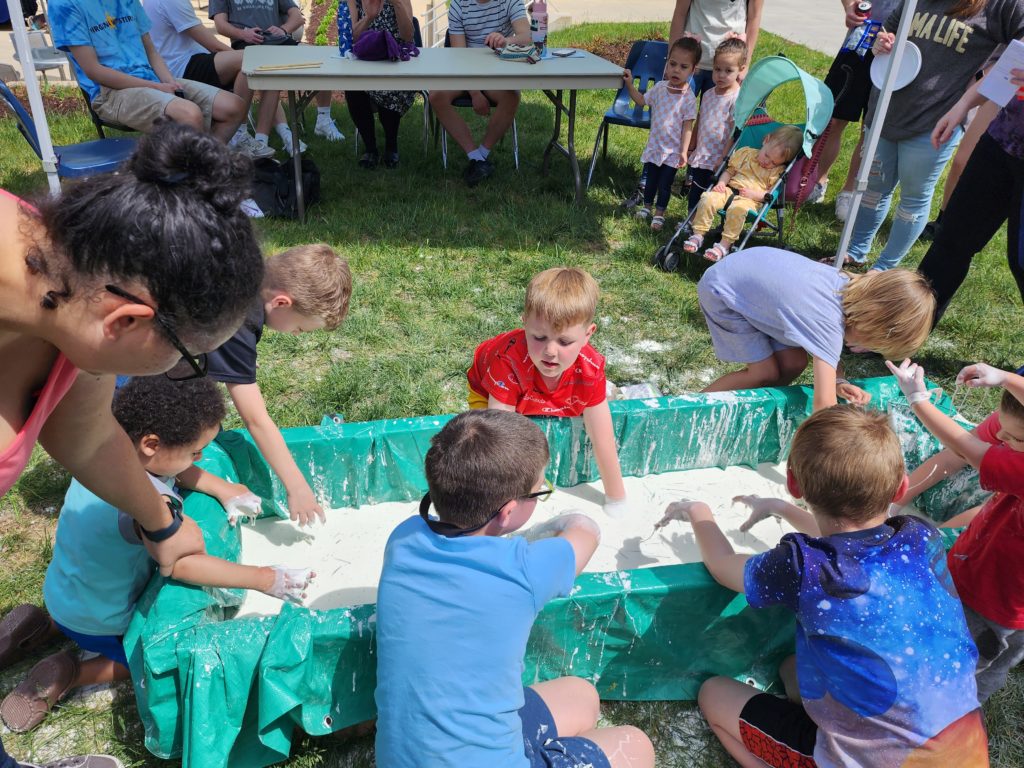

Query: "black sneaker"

xmin=919 ymin=219 xmax=941 ymax=242
xmin=464 ymin=158 xmax=495 ymax=187
xmin=358 ymin=150 xmax=379 ymax=169
xmin=382 ymin=151 xmax=399 ymax=169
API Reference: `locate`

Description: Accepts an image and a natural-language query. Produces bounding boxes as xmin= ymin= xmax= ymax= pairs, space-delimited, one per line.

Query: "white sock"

xmin=275 ymin=123 xmax=291 ymax=139
xmin=477 ymin=145 xmax=491 ymax=160
xmin=467 ymin=148 xmax=483 ymax=161
xmin=231 ymin=125 xmax=249 ymax=143
xmin=255 ymin=132 xmax=269 ymax=144
xmin=317 ymin=107 xmax=331 ymax=119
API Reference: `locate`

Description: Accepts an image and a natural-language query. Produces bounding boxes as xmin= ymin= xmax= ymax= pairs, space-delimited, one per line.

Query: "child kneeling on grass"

xmin=374 ymin=409 xmax=655 ymax=768
xmin=698 ymin=247 xmax=935 ymax=411
xmin=467 ymin=267 xmax=630 ymax=518
xmin=888 ymin=359 xmax=1024 ymax=704
xmin=0 ymin=376 xmax=313 ymax=733
xmin=683 ymin=124 xmax=803 ymax=261
xmin=657 ymin=405 xmax=987 ymax=767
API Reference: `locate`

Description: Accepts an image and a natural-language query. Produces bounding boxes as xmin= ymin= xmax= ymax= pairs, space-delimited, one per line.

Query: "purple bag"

xmin=353 ymin=29 xmax=419 ymax=62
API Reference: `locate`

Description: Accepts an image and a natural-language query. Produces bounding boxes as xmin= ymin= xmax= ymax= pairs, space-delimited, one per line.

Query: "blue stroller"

xmin=652 ymin=56 xmax=834 ymax=272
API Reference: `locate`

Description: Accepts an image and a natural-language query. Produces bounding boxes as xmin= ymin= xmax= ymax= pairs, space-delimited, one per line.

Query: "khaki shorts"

xmin=91 ymin=78 xmax=220 ymax=131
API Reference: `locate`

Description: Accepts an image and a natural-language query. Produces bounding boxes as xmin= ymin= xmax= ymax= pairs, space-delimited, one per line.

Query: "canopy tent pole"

xmin=834 ymin=0 xmax=919 ymax=269
xmin=6 ymin=0 xmax=62 ymax=194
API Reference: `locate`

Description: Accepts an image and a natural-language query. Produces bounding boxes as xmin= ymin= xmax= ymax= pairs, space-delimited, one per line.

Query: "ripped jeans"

xmin=847 ymin=127 xmax=963 ymax=270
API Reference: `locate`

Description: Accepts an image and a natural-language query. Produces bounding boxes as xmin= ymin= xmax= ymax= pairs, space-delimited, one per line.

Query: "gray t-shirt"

xmin=208 ymin=0 xmax=296 ymax=30
xmin=697 ymin=247 xmax=850 ymax=368
xmin=867 ymin=0 xmax=1024 ymax=141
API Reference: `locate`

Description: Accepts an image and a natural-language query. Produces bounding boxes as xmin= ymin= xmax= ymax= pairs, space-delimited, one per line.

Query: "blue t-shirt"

xmin=50 ymin=0 xmax=159 ymax=100
xmin=697 ymin=247 xmax=850 ymax=368
xmin=745 ymin=515 xmax=982 ymax=767
xmin=43 ymin=475 xmax=177 ymax=636
xmin=374 ymin=515 xmax=576 ymax=768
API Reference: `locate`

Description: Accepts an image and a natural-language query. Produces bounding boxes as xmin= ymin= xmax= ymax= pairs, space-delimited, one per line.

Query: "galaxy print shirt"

xmin=745 ymin=515 xmax=988 ymax=767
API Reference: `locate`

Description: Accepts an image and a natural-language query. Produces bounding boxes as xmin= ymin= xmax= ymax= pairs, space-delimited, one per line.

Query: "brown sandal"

xmin=0 ymin=603 xmax=53 ymax=670
xmin=0 ymin=649 xmax=79 ymax=732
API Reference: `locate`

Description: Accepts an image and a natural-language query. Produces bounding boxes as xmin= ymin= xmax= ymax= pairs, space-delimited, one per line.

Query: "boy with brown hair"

xmin=374 ymin=409 xmax=654 ymax=768
xmin=467 ymin=267 xmax=628 ymax=518
xmin=889 ymin=359 xmax=1024 ymax=703
xmin=208 ymin=243 xmax=351 ymax=526
xmin=658 ymin=405 xmax=987 ymax=767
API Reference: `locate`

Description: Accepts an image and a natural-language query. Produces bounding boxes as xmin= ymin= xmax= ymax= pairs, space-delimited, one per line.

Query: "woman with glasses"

xmin=0 ymin=120 xmax=263 ymax=768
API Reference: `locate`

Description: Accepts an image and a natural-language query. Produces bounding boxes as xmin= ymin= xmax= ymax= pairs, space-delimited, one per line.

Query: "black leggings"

xmin=345 ymin=91 xmax=402 ymax=154
xmin=642 ymin=162 xmax=678 ymax=212
xmin=918 ymin=131 xmax=1024 ymax=323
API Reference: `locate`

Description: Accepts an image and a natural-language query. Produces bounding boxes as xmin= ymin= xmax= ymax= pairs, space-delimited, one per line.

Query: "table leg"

xmin=541 ymin=89 xmax=585 ymax=203
xmin=566 ymin=90 xmax=582 ymax=205
xmin=542 ymin=88 xmax=563 ymax=176
xmin=288 ymin=90 xmax=305 ymax=222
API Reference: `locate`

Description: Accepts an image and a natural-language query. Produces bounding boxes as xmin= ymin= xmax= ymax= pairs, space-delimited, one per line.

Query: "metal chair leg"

xmin=512 ymin=118 xmax=519 ymax=172
xmin=441 ymin=128 xmax=448 ymax=170
xmin=585 ymin=121 xmax=606 ymax=191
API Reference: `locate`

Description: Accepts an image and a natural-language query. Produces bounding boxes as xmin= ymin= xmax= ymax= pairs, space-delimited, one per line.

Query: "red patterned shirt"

xmin=467 ymin=329 xmax=607 ymax=417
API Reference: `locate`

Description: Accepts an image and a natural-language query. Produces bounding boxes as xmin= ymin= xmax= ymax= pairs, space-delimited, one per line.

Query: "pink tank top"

xmin=0 ymin=189 xmax=81 ymax=494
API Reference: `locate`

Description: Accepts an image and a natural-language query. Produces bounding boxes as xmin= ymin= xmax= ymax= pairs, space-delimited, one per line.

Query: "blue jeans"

xmin=848 ymin=127 xmax=963 ymax=270
xmin=0 ymin=736 xmax=18 ymax=768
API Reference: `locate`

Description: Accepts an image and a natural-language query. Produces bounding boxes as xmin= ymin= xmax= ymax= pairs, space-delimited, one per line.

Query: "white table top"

xmin=243 ymin=46 xmax=622 ymax=92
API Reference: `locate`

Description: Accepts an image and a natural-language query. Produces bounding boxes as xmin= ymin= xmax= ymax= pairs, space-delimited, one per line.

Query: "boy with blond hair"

xmin=208 ymin=243 xmax=351 ymax=526
xmin=889 ymin=359 xmax=1024 ymax=703
xmin=467 ymin=267 xmax=628 ymax=517
xmin=375 ymin=409 xmax=655 ymax=768
xmin=684 ymin=124 xmax=804 ymax=261
xmin=658 ymin=405 xmax=986 ymax=767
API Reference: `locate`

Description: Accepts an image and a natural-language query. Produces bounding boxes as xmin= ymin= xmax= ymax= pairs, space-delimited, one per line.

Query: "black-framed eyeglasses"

xmin=105 ymin=285 xmax=208 ymax=381
xmin=420 ymin=478 xmax=555 ymax=538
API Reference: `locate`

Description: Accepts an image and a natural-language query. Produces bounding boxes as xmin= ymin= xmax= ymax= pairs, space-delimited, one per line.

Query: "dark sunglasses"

xmin=105 ymin=285 xmax=208 ymax=381
xmin=420 ymin=479 xmax=555 ymax=538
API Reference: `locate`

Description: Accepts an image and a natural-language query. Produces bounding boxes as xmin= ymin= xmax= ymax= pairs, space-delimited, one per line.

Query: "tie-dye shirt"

xmin=745 ymin=515 xmax=988 ymax=767
xmin=987 ymin=98 xmax=1024 ymax=160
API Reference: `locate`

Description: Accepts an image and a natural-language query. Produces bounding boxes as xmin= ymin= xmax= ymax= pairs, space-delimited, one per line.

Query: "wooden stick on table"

xmin=253 ymin=62 xmax=323 ymax=71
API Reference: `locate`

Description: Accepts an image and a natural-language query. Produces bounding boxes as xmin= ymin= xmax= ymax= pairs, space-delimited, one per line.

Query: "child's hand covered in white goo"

xmin=267 ymin=566 xmax=315 ymax=603
xmin=603 ymin=496 xmax=630 ymax=520
xmin=956 ymin=362 xmax=1009 ymax=389
xmin=654 ymin=499 xmax=699 ymax=529
xmin=885 ymin=358 xmax=930 ymax=404
xmin=521 ymin=511 xmax=601 ymax=543
xmin=223 ymin=492 xmax=262 ymax=526
xmin=734 ymin=495 xmax=782 ymax=532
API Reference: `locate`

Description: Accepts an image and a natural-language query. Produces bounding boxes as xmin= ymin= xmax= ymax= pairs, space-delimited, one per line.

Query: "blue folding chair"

xmin=585 ymin=39 xmax=668 ymax=190
xmin=1 ymin=80 xmax=137 ymax=180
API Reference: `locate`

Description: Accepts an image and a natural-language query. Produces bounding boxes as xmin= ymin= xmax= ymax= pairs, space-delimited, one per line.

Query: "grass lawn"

xmin=2 ymin=21 xmax=1023 ymax=768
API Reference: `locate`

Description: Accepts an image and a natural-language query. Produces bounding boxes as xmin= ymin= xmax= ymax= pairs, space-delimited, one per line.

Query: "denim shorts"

xmin=53 ymin=621 xmax=128 ymax=667
xmin=520 ymin=687 xmax=611 ymax=768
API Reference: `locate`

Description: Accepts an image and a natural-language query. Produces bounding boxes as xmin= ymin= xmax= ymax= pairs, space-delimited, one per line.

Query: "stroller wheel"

xmin=652 ymin=245 xmax=668 ymax=269
xmin=662 ymin=249 xmax=680 ymax=273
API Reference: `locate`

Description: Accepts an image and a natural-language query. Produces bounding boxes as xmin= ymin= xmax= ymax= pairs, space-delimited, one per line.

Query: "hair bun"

xmin=129 ymin=119 xmax=252 ymax=212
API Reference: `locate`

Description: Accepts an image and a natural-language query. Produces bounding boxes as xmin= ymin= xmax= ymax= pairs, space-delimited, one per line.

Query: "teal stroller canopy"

xmin=734 ymin=55 xmax=835 ymax=158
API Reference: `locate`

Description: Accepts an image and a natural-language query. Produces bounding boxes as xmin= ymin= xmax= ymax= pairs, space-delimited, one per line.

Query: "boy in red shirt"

xmin=467 ymin=268 xmax=628 ymax=517
xmin=888 ymin=358 xmax=1024 ymax=701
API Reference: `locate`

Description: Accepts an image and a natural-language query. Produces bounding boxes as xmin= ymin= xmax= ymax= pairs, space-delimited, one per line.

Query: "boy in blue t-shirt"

xmin=49 ymin=0 xmax=245 ymax=139
xmin=374 ymin=409 xmax=654 ymax=768
xmin=658 ymin=405 xmax=988 ymax=767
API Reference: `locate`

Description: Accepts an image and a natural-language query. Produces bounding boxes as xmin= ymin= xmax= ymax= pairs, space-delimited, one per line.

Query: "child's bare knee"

xmin=617 ymin=725 xmax=655 ymax=766
xmin=697 ymin=676 xmax=727 ymax=714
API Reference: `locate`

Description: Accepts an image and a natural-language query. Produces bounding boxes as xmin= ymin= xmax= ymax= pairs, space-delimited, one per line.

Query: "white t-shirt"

xmin=448 ymin=0 xmax=526 ymax=49
xmin=683 ymin=0 xmax=747 ymax=72
xmin=143 ymin=0 xmax=208 ymax=78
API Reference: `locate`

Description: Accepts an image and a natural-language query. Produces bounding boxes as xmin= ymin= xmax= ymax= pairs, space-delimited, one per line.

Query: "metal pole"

xmin=6 ymin=0 xmax=62 ymax=194
xmin=834 ymin=0 xmax=919 ymax=269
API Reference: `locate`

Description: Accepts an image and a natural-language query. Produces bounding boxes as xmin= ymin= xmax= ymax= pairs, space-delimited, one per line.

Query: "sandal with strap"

xmin=682 ymin=233 xmax=704 ymax=253
xmin=634 ymin=207 xmax=651 ymax=221
xmin=650 ymin=215 xmax=665 ymax=231
xmin=0 ymin=650 xmax=79 ymax=732
xmin=24 ymin=756 xmax=125 ymax=768
xmin=0 ymin=604 xmax=53 ymax=671
xmin=704 ymin=243 xmax=732 ymax=263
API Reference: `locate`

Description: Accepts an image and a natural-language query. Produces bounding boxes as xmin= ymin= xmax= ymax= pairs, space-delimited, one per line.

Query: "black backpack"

xmin=250 ymin=156 xmax=321 ymax=219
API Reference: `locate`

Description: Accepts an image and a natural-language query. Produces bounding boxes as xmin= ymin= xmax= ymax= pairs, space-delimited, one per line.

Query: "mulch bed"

xmin=0 ymin=83 xmax=86 ymax=118
xmin=573 ymin=34 xmax=666 ymax=67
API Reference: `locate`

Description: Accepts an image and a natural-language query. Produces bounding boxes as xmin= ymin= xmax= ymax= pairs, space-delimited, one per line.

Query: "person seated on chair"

xmin=210 ymin=0 xmax=345 ymax=150
xmin=49 ymin=0 xmax=247 ymax=142
xmin=143 ymin=0 xmax=276 ymax=157
xmin=427 ymin=0 xmax=531 ymax=187
xmin=683 ymin=124 xmax=802 ymax=262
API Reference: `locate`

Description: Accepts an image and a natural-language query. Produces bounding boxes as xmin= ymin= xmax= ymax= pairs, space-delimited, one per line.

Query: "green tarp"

xmin=123 ymin=378 xmax=981 ymax=767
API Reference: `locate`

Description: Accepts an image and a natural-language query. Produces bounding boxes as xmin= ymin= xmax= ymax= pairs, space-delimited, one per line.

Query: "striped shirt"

xmin=448 ymin=0 xmax=526 ymax=49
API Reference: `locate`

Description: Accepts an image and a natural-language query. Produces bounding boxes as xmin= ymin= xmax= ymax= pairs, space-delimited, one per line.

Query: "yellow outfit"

xmin=692 ymin=147 xmax=785 ymax=242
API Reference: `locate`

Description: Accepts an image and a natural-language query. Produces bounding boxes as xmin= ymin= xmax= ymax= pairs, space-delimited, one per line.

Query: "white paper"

xmin=979 ymin=39 xmax=1024 ymax=108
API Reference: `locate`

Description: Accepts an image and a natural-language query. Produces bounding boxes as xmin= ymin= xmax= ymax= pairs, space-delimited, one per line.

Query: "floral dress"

xmin=356 ymin=0 xmax=415 ymax=115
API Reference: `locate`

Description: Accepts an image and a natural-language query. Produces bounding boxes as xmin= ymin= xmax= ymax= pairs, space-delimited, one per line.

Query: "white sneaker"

xmin=835 ymin=191 xmax=854 ymax=222
xmin=240 ymin=198 xmax=265 ymax=218
xmin=233 ymin=132 xmax=276 ymax=159
xmin=315 ymin=115 xmax=345 ymax=142
xmin=805 ymin=180 xmax=827 ymax=204
xmin=278 ymin=130 xmax=308 ymax=156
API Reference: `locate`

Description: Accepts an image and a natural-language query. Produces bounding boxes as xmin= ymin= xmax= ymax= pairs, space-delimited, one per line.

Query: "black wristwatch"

xmin=140 ymin=497 xmax=184 ymax=542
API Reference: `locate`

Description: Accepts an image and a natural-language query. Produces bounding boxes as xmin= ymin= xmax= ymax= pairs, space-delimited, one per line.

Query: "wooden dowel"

xmin=253 ymin=62 xmax=323 ymax=71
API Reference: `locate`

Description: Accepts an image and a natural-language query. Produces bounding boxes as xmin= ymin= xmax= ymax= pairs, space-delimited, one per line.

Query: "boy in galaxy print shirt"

xmin=658 ymin=404 xmax=987 ymax=768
